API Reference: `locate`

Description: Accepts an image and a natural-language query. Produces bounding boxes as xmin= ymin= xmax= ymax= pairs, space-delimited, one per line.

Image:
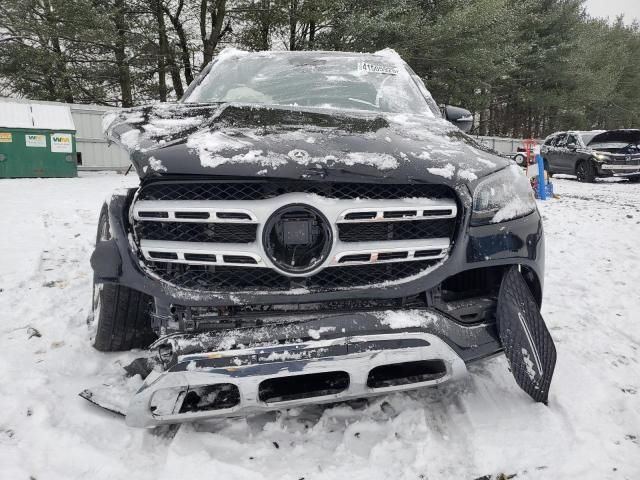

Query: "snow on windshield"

xmin=185 ymin=49 xmax=435 ymax=116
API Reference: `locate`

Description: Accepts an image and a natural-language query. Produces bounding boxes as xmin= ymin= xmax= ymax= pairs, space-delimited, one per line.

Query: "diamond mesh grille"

xmin=136 ymin=221 xmax=257 ymax=243
xmin=338 ymin=219 xmax=454 ymax=242
xmin=148 ymin=260 xmax=438 ymax=291
xmin=138 ymin=181 xmax=455 ymax=201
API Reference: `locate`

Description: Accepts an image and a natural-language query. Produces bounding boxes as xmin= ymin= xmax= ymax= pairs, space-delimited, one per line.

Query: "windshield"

xmin=184 ymin=52 xmax=435 ymax=116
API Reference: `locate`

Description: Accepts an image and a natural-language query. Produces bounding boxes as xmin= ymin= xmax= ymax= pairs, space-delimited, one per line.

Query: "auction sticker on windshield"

xmin=358 ymin=62 xmax=399 ymax=75
xmin=51 ymin=133 xmax=73 ymax=153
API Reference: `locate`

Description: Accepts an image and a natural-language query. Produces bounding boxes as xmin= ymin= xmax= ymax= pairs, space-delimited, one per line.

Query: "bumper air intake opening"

xmin=174 ymin=211 xmax=210 ymax=219
xmin=148 ymin=251 xmax=178 ymax=260
xmin=378 ymin=251 xmax=409 ymax=261
xmin=440 ymin=266 xmax=506 ymax=302
xmin=258 ymin=371 xmax=350 ymax=403
xmin=149 ymin=384 xmax=240 ymax=417
xmin=178 ymin=384 xmax=240 ymax=414
xmin=367 ymin=360 xmax=447 ymax=388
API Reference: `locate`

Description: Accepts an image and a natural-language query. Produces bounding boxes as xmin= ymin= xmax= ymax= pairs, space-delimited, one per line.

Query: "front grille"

xmin=138 ymin=180 xmax=455 ymax=201
xmin=148 ymin=260 xmax=439 ymax=291
xmin=338 ymin=219 xmax=454 ymax=242
xmin=134 ymin=179 xmax=458 ymax=293
xmin=136 ymin=221 xmax=257 ymax=243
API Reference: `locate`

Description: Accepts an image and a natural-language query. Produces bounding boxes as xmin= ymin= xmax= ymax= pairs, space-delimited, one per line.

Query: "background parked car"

xmin=513 ymin=144 xmax=534 ymax=166
xmin=541 ymin=129 xmax=640 ymax=183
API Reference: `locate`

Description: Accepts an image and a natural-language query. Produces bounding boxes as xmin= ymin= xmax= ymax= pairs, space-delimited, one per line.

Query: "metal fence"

xmin=1 ymin=97 xmax=527 ymax=169
xmin=473 ymin=135 xmax=526 ymax=154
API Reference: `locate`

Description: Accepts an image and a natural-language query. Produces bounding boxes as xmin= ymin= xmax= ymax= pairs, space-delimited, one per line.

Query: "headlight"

xmin=593 ymin=153 xmax=610 ymax=162
xmin=472 ymin=165 xmax=537 ymax=224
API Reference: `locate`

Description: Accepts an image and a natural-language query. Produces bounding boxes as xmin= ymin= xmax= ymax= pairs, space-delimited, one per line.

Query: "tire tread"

xmin=92 ymin=205 xmax=156 ymax=352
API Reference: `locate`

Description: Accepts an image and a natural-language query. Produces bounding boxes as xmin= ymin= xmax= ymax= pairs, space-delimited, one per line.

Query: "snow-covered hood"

xmin=103 ymin=102 xmax=508 ymax=184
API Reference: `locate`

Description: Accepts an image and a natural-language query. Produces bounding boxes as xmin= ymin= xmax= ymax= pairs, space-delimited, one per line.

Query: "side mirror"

xmin=442 ymin=105 xmax=474 ymax=133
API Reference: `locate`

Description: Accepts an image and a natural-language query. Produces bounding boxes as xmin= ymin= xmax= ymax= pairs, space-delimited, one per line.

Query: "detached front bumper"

xmin=126 ymin=310 xmax=474 ymax=427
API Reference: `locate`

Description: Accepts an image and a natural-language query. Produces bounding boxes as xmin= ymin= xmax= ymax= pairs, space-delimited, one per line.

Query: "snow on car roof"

xmin=212 ymin=47 xmax=403 ymax=59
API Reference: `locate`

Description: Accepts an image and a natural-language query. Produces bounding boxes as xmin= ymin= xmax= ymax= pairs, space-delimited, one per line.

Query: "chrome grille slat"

xmin=134 ymin=201 xmax=258 ymax=223
xmin=140 ymin=238 xmax=450 ymax=268
xmin=337 ymin=205 xmax=455 ymax=223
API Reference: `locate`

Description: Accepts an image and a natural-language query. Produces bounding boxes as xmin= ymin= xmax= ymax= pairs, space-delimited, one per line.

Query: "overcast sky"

xmin=585 ymin=0 xmax=640 ymax=22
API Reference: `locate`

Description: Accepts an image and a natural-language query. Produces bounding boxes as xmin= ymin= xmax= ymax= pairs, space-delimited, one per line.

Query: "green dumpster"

xmin=0 ymin=102 xmax=78 ymax=178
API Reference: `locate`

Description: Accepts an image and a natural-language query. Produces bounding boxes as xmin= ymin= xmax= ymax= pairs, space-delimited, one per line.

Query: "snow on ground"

xmin=0 ymin=173 xmax=639 ymax=480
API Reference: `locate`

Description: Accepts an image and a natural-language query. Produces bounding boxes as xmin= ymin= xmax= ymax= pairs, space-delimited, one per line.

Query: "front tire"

xmin=92 ymin=205 xmax=156 ymax=351
xmin=92 ymin=282 xmax=156 ymax=351
xmin=576 ymin=160 xmax=596 ymax=183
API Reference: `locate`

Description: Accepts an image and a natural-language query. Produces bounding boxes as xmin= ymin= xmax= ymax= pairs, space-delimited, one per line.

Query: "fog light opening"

xmin=367 ymin=360 xmax=447 ymax=388
xmin=178 ymin=384 xmax=240 ymax=413
xmin=258 ymin=371 xmax=350 ymax=403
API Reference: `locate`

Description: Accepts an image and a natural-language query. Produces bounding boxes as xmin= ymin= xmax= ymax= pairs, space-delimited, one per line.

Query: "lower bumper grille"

xmin=148 ymin=259 xmax=439 ymax=291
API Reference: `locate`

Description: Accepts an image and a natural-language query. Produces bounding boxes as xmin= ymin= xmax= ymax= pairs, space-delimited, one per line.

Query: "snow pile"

xmin=184 ymin=130 xmax=289 ymax=169
xmin=147 ymin=156 xmax=167 ymax=172
xmin=185 ymin=129 xmax=401 ymax=171
xmin=308 ymin=326 xmax=336 ymax=340
xmin=491 ymin=195 xmax=535 ymax=223
xmin=457 ymin=169 xmax=478 ymax=181
xmin=376 ymin=310 xmax=440 ymax=329
xmin=344 ymin=152 xmax=398 ymax=170
xmin=142 ymin=117 xmax=204 ymax=137
xmin=428 ymin=163 xmax=455 ymax=179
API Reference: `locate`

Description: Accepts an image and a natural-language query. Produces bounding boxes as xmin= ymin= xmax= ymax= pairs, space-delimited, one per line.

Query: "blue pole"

xmin=536 ymin=153 xmax=547 ymax=200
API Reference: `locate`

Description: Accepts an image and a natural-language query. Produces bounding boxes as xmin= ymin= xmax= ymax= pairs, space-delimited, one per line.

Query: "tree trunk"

xmin=309 ymin=20 xmax=316 ymax=49
xmin=157 ymin=57 xmax=167 ymax=102
xmin=164 ymin=0 xmax=194 ymax=85
xmin=259 ymin=0 xmax=271 ymax=50
xmin=152 ymin=0 xmax=167 ymax=101
xmin=153 ymin=0 xmax=184 ymax=98
xmin=50 ymin=36 xmax=74 ymax=103
xmin=42 ymin=0 xmax=74 ymax=103
xmin=201 ymin=0 xmax=228 ymax=67
xmin=113 ymin=0 xmax=133 ymax=107
xmin=289 ymin=0 xmax=297 ymax=51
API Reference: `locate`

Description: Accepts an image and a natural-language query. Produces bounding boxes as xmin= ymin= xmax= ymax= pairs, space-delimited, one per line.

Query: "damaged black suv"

xmin=92 ymin=49 xmax=555 ymax=427
xmin=541 ymin=129 xmax=640 ymax=182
